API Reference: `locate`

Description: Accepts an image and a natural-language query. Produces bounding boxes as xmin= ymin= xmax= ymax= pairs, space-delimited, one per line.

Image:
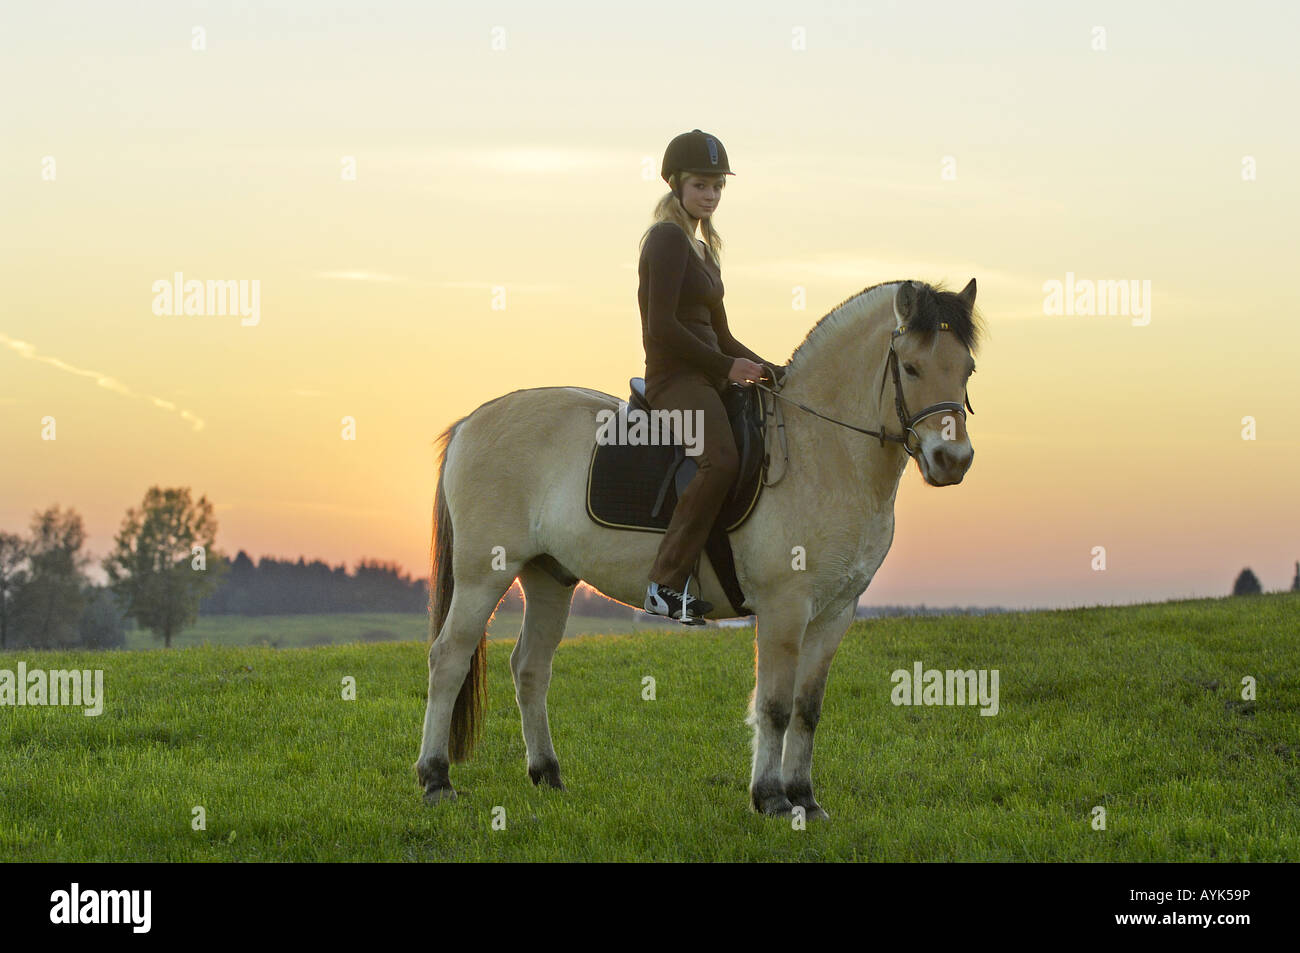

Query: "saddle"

xmin=585 ymin=377 xmax=768 ymax=615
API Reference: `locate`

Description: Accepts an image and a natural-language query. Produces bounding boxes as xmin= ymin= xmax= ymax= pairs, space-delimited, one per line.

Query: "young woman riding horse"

xmin=413 ymin=128 xmax=982 ymax=817
xmin=640 ymin=128 xmax=786 ymax=624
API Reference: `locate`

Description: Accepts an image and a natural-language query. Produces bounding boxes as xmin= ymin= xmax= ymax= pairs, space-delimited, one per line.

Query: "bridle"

xmin=879 ymin=323 xmax=974 ymax=456
xmin=752 ymin=322 xmax=974 ymax=467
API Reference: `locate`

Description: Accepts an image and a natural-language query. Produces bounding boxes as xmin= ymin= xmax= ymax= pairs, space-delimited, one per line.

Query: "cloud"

xmin=213 ymin=498 xmax=396 ymax=518
xmin=313 ymin=271 xmax=561 ymax=293
xmin=0 ymin=332 xmax=205 ymax=431
xmin=434 ymin=280 xmax=562 ymax=292
xmin=314 ymin=270 xmax=403 ymax=282
xmin=451 ymin=147 xmax=612 ymax=175
xmin=728 ymin=254 xmax=1041 ymax=295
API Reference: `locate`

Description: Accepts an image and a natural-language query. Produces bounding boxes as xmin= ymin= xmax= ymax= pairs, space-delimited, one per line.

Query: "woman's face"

xmin=680 ymin=173 xmax=724 ymax=220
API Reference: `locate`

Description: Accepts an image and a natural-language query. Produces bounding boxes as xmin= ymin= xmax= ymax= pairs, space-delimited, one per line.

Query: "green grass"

xmin=3 ymin=593 xmax=1298 ymax=861
xmin=122 ymin=609 xmax=683 ymax=650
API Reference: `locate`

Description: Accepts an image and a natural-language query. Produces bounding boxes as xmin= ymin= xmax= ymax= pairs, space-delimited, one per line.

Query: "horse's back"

xmin=464 ymin=385 xmax=617 ymax=423
xmin=445 ymin=385 xmax=618 ymax=478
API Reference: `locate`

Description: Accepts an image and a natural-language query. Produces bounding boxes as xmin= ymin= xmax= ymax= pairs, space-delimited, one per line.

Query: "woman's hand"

xmin=727 ymin=358 xmax=765 ymax=383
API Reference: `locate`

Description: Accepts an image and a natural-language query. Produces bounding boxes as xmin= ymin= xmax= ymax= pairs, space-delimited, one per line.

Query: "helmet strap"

xmin=672 ymin=176 xmax=692 ymax=219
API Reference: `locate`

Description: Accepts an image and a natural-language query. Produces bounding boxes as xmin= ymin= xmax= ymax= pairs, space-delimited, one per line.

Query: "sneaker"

xmin=645 ymin=579 xmax=713 ymax=625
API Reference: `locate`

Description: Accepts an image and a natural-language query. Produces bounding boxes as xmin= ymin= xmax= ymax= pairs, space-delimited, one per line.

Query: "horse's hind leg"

xmin=510 ymin=561 xmax=576 ymax=789
xmin=417 ymin=579 xmax=509 ymax=802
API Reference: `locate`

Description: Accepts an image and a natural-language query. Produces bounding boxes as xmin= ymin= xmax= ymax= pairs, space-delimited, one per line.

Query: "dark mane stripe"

xmin=788 ymin=280 xmax=984 ymax=369
xmin=904 ymin=281 xmax=983 ymax=353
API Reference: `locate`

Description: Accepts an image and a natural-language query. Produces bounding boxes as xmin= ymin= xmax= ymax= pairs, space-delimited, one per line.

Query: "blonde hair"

xmin=638 ymin=172 xmax=726 ymax=267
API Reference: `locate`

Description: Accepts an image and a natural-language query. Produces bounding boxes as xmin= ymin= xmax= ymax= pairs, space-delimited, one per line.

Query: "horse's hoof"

xmin=786 ymin=784 xmax=830 ymax=821
xmin=527 ymin=758 xmax=565 ymax=790
xmin=761 ymin=796 xmax=794 ymax=816
xmin=416 ymin=755 xmax=456 ymax=804
xmin=751 ymin=789 xmax=795 ymax=816
xmin=799 ymin=802 xmax=830 ymax=822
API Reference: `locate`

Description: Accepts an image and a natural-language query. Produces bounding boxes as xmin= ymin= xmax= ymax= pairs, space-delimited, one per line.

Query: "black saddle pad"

xmin=586 ymin=383 xmax=765 ymax=533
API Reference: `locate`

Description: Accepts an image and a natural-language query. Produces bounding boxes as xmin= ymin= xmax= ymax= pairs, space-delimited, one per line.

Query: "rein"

xmin=752 ymin=323 xmax=973 ymax=483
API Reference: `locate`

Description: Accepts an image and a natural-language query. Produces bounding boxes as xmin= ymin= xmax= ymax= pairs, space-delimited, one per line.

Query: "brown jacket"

xmin=638 ymin=222 xmax=772 ymax=387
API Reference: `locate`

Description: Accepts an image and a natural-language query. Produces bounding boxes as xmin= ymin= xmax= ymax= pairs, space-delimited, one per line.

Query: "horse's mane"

xmin=787 ymin=280 xmax=983 ymax=371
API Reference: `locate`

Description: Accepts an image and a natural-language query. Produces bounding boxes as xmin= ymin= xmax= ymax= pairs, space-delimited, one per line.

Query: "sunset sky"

xmin=2 ymin=1 xmax=1297 ymax=610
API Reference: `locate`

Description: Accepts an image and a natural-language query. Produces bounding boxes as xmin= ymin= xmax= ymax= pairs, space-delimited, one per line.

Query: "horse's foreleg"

xmin=747 ymin=602 xmax=810 ymax=815
xmin=511 ymin=562 xmax=575 ymax=789
xmin=781 ymin=600 xmax=856 ymax=821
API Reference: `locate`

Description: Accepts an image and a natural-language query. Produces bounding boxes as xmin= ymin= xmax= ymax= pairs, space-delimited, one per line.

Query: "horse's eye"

xmin=903 ymin=363 xmax=919 ymax=377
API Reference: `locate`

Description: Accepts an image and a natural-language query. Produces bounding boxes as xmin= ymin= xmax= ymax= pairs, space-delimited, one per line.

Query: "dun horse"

xmin=416 ymin=278 xmax=983 ymax=818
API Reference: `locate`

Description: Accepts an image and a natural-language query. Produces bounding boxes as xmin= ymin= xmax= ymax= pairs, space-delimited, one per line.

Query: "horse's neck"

xmin=784 ymin=295 xmax=909 ymax=504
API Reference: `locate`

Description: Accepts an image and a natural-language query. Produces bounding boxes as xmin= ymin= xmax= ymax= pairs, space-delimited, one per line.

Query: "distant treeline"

xmin=5 ymin=493 xmax=1298 ymax=653
xmin=856 ymin=605 xmax=1013 ymax=617
xmin=196 ymin=554 xmax=637 ymax=617
xmin=496 ymin=581 xmax=634 ymax=618
xmin=199 ymin=552 xmax=428 ymax=615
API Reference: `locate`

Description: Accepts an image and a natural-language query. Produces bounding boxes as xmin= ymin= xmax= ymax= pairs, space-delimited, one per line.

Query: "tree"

xmin=1232 ymin=568 xmax=1262 ymax=596
xmin=1292 ymin=562 xmax=1299 ymax=593
xmin=7 ymin=506 xmax=91 ymax=648
xmin=102 ymin=486 xmax=226 ymax=648
xmin=78 ymin=585 xmax=128 ymax=649
xmin=0 ymin=531 xmax=31 ymax=649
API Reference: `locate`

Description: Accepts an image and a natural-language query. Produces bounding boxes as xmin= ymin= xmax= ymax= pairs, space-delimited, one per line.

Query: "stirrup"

xmin=677 ymin=575 xmax=711 ymax=625
xmin=644 ymin=580 xmax=711 ymax=626
xmin=679 ymin=575 xmax=698 ymax=623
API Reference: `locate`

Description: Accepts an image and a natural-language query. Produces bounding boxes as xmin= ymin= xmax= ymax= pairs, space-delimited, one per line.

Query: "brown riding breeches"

xmin=645 ymin=371 xmax=739 ymax=591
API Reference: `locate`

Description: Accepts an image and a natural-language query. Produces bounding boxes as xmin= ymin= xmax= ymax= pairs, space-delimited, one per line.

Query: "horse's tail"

xmin=429 ymin=418 xmax=487 ymax=764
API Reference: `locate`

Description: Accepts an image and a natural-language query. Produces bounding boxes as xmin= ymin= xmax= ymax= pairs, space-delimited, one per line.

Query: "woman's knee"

xmin=707 ymin=437 xmax=740 ymax=479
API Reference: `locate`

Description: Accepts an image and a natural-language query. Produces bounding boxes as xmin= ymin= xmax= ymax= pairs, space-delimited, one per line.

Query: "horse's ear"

xmin=895 ymin=281 xmax=918 ymax=325
xmin=958 ymin=278 xmax=977 ymax=309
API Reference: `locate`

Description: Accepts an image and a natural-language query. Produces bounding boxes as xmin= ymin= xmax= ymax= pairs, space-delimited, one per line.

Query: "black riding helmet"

xmin=658 ymin=129 xmax=784 ymax=388
xmin=661 ymin=129 xmax=734 ymax=207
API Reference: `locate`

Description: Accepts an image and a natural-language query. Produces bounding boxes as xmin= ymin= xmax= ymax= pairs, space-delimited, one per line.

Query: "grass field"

xmin=3 ymin=593 xmax=1298 ymax=861
xmin=121 ymin=609 xmax=683 ymax=650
